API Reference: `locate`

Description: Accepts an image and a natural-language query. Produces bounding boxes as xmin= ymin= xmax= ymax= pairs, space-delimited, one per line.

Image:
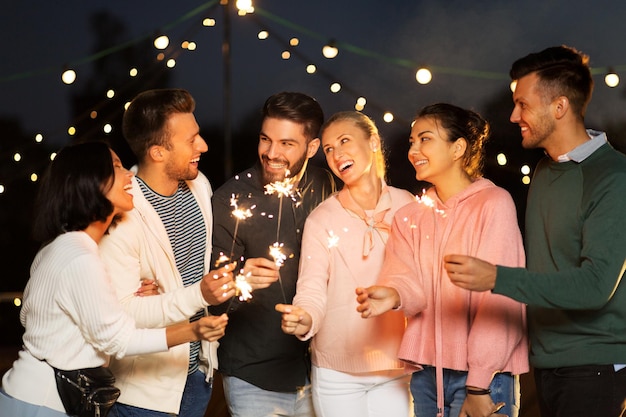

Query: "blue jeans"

xmin=222 ymin=375 xmax=315 ymax=417
xmin=535 ymin=365 xmax=626 ymax=417
xmin=110 ymin=369 xmax=212 ymax=417
xmin=410 ymin=366 xmax=518 ymax=417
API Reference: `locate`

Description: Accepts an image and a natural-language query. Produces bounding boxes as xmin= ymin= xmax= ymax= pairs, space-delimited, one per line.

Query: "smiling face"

xmin=257 ymin=117 xmax=319 ymax=184
xmin=162 ymin=112 xmax=208 ymax=182
xmin=408 ymin=116 xmax=461 ymax=186
xmin=510 ymin=72 xmax=557 ymax=150
xmin=105 ymin=149 xmax=134 ymax=215
xmin=321 ymin=119 xmax=379 ymax=187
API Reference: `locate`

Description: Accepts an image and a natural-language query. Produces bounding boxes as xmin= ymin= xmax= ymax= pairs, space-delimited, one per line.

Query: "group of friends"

xmin=1 ymin=44 xmax=625 ymax=417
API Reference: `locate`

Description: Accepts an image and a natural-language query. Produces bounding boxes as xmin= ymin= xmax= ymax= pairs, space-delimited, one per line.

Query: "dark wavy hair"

xmin=416 ymin=103 xmax=490 ymax=179
xmin=122 ymin=88 xmax=196 ymax=162
xmin=33 ymin=141 xmax=115 ymax=245
xmin=510 ymin=45 xmax=593 ymax=120
xmin=262 ymin=92 xmax=324 ymax=142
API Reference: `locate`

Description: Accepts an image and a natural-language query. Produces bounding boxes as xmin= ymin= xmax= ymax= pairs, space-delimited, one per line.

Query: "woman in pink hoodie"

xmin=356 ymin=103 xmax=529 ymax=417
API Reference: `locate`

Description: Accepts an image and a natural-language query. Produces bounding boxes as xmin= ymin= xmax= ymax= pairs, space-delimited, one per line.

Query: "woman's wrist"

xmin=465 ymin=386 xmax=491 ymax=395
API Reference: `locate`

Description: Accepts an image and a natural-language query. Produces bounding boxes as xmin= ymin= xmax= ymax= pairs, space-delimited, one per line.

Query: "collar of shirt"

xmin=557 ymin=129 xmax=607 ymax=163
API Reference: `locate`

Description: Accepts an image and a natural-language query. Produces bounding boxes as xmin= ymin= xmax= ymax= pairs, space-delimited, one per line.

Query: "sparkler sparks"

xmin=415 ymin=190 xmax=446 ymax=217
xmin=263 ymin=170 xmax=296 ymax=198
xmin=327 ymin=230 xmax=340 ymax=248
xmin=234 ymin=271 xmax=253 ymax=301
xmin=269 ymin=242 xmax=287 ymax=267
xmin=226 ymin=194 xmax=256 ymax=261
xmin=269 ymin=242 xmax=288 ymax=303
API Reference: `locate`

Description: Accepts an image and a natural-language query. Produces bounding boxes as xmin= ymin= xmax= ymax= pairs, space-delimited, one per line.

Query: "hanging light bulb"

xmin=605 ymin=68 xmax=620 ymax=88
xmin=322 ymin=40 xmax=338 ymax=59
xmin=61 ymin=68 xmax=77 ymax=85
xmin=154 ymin=35 xmax=169 ymax=50
xmin=415 ymin=68 xmax=432 ymax=84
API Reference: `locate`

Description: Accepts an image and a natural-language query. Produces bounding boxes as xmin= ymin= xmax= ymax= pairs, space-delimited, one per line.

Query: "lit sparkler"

xmin=415 ymin=190 xmax=446 ymax=217
xmin=325 ymin=229 xmax=359 ymax=284
xmin=234 ymin=271 xmax=253 ymax=301
xmin=227 ymin=194 xmax=255 ymax=260
xmin=226 ymin=268 xmax=254 ymax=311
xmin=269 ymin=242 xmax=288 ymax=303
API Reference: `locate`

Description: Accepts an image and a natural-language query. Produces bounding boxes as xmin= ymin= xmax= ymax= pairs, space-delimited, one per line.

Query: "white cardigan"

xmin=2 ymin=232 xmax=167 ymax=412
xmin=99 ymin=171 xmax=217 ymax=414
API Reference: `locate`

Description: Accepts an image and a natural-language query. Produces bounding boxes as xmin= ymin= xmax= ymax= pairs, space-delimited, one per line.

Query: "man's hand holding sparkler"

xmin=443 ymin=254 xmax=497 ymax=292
xmin=201 ymin=261 xmax=238 ymax=305
xmin=275 ymin=304 xmax=312 ymax=338
xmin=243 ymin=257 xmax=280 ymax=290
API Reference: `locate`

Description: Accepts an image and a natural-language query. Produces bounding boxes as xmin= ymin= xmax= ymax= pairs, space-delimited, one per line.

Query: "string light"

xmin=322 ymin=41 xmax=338 ymax=59
xmin=605 ymin=69 xmax=620 ymax=87
xmin=415 ymin=68 xmax=432 ymax=84
xmin=154 ymin=35 xmax=169 ymax=50
xmin=3 ymin=3 xmax=624 ymax=191
xmin=61 ymin=69 xmax=76 ymax=84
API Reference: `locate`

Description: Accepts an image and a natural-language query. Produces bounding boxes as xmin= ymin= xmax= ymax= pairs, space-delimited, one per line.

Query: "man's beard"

xmin=261 ymin=153 xmax=307 ymax=185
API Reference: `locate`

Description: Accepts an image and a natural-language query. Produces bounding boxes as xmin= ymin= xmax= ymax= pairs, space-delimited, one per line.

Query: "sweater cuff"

xmin=192 ymin=281 xmax=211 ymax=308
xmin=465 ymin=368 xmax=494 ymax=390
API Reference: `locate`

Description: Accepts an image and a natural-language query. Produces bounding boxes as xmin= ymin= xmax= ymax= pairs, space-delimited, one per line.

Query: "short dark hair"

xmin=122 ymin=88 xmax=196 ymax=162
xmin=33 ymin=141 xmax=115 ymax=244
xmin=510 ymin=45 xmax=593 ymax=119
xmin=416 ymin=103 xmax=490 ymax=179
xmin=262 ymin=92 xmax=324 ymax=142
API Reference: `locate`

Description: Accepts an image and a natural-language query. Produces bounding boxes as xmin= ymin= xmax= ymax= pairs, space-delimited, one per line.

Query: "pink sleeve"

xmin=292 ymin=212 xmax=331 ymax=341
xmin=464 ymin=190 xmax=527 ymax=388
xmin=379 ymin=211 xmax=427 ymax=315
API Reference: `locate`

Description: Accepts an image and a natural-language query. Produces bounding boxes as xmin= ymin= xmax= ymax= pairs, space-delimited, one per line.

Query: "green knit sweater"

xmin=495 ymin=143 xmax=626 ymax=368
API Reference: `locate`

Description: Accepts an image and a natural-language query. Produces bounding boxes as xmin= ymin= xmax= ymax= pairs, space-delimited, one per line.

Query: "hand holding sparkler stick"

xmin=275 ymin=304 xmax=312 ymax=337
xmin=241 ymin=257 xmax=280 ymax=290
xmin=200 ymin=261 xmax=238 ymax=305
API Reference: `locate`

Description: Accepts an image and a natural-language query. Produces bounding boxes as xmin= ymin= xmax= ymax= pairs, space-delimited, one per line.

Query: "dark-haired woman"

xmin=356 ymin=104 xmax=528 ymax=417
xmin=0 ymin=142 xmax=229 ymax=417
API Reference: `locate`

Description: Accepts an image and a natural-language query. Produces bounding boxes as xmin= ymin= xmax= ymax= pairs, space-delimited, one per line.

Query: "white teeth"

xmin=339 ymin=161 xmax=353 ymax=172
xmin=414 ymin=160 xmax=427 ymax=166
xmin=191 ymin=157 xmax=200 ymax=163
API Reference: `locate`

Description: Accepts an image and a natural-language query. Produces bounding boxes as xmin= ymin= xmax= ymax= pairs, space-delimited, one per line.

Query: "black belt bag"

xmin=53 ymin=366 xmax=120 ymax=417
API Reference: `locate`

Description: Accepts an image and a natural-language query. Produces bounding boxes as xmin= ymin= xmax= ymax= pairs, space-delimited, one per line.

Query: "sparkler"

xmin=216 ymin=195 xmax=256 ymax=309
xmin=228 ymin=194 xmax=255 ymax=260
xmin=264 ymin=170 xmax=297 ymax=304
xmin=264 ymin=170 xmax=296 ymax=243
xmin=415 ymin=190 xmax=446 ymax=217
xmin=226 ymin=268 xmax=254 ymax=311
xmin=325 ymin=229 xmax=359 ymax=285
xmin=269 ymin=242 xmax=288 ymax=303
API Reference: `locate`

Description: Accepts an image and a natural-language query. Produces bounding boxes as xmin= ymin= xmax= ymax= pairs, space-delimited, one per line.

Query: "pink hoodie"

xmin=379 ymin=178 xmax=528 ymax=414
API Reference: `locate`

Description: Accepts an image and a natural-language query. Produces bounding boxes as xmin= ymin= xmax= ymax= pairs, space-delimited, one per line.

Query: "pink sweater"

xmin=380 ymin=178 xmax=529 ymax=389
xmin=293 ymin=184 xmax=415 ymax=373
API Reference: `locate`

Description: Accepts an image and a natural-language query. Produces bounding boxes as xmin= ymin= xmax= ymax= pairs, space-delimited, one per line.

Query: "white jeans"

xmin=311 ymin=366 xmax=411 ymax=417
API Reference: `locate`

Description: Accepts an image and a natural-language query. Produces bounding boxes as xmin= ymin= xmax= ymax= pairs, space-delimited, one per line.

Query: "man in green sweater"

xmin=444 ymin=45 xmax=626 ymax=417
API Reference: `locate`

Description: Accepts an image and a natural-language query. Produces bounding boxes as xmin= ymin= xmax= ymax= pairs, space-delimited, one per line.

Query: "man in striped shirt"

xmin=100 ymin=89 xmax=235 ymax=417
